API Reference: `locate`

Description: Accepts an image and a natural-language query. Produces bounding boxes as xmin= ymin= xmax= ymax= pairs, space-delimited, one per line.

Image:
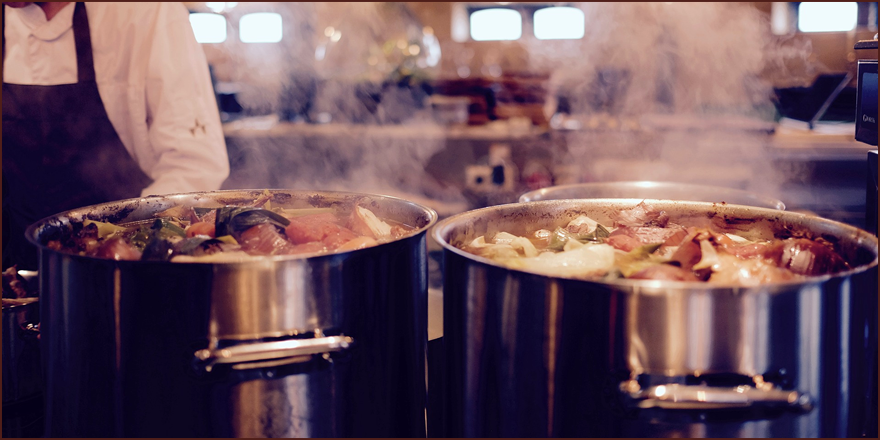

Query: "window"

xmin=797 ymin=2 xmax=858 ymax=32
xmin=460 ymin=3 xmax=585 ymax=42
xmin=469 ymin=8 xmax=522 ymax=41
xmin=239 ymin=12 xmax=283 ymax=43
xmin=189 ymin=13 xmax=227 ymax=44
xmin=533 ymin=6 xmax=585 ymax=40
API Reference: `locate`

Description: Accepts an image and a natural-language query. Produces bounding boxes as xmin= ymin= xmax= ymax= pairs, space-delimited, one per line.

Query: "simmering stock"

xmin=458 ymin=202 xmax=850 ymax=286
xmin=41 ymin=192 xmax=415 ymax=262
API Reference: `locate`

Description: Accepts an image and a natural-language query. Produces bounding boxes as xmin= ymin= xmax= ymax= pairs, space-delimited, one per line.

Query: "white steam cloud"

xmin=215 ymin=2 xmax=819 ymax=215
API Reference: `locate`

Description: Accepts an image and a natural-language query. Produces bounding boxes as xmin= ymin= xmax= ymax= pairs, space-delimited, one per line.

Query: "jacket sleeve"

xmin=139 ymin=2 xmax=230 ymax=196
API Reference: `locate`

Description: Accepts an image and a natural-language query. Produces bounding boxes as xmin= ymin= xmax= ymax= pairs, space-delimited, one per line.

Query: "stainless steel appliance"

xmin=854 ymin=39 xmax=878 ymax=147
xmin=27 ymin=189 xmax=437 ymax=437
xmin=433 ymin=199 xmax=878 ymax=437
xmin=855 ymin=37 xmax=878 ymax=438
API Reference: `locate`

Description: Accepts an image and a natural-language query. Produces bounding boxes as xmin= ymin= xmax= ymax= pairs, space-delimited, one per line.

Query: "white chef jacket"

xmin=3 ymin=2 xmax=230 ymax=197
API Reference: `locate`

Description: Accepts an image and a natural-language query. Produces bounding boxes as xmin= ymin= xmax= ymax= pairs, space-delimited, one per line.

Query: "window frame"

xmin=238 ymin=11 xmax=284 ymax=44
xmin=188 ymin=12 xmax=229 ymax=44
xmin=790 ymin=2 xmax=878 ymax=33
xmin=464 ymin=2 xmax=584 ymax=42
xmin=468 ymin=7 xmax=525 ymax=41
xmin=532 ymin=5 xmax=586 ymax=40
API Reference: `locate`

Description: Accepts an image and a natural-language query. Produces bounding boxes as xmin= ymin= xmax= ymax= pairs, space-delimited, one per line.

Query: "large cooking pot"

xmin=519 ymin=181 xmax=786 ymax=210
xmin=432 ymin=199 xmax=878 ymax=437
xmin=26 ymin=189 xmax=437 ymax=437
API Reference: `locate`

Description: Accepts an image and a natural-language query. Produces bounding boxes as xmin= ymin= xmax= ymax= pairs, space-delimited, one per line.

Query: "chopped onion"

xmin=469 ymin=236 xmax=489 ymax=248
xmin=692 ymin=240 xmax=720 ymax=271
xmin=567 ymin=215 xmax=599 ymax=231
xmin=355 ymin=206 xmax=392 ymax=239
xmin=504 ymin=243 xmax=615 ymax=279
xmin=724 ymin=233 xmax=752 ymax=243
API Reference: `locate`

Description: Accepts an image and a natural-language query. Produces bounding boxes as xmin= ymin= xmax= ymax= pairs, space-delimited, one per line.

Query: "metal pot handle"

xmin=194 ymin=335 xmax=353 ymax=372
xmin=620 ymin=380 xmax=812 ymax=412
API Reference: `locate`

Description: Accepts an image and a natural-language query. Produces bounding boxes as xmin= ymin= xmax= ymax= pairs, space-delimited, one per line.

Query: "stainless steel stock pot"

xmin=432 ymin=199 xmax=877 ymax=437
xmin=27 ymin=189 xmax=437 ymax=438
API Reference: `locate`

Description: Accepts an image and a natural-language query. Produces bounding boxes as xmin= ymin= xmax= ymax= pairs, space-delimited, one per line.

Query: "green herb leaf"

xmin=548 ymin=227 xmax=574 ymax=251
xmin=616 ymin=243 xmax=666 ymax=277
xmin=215 ymin=207 xmax=291 ymax=237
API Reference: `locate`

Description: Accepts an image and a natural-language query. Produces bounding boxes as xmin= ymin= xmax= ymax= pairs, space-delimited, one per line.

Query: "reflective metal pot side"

xmin=433 ymin=199 xmax=878 ymax=438
xmin=27 ymin=189 xmax=437 ymax=437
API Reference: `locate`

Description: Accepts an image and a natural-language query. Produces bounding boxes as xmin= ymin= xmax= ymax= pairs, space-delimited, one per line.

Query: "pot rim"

xmin=519 ymin=180 xmax=787 ymax=210
xmin=432 ymin=198 xmax=879 ymax=292
xmin=26 ymin=189 xmax=439 ymax=266
xmin=2 ymin=297 xmax=40 ymax=311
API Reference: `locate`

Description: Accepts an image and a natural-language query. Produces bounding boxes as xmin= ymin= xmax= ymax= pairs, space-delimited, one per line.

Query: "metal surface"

xmin=27 ymin=189 xmax=437 ymax=437
xmin=620 ymin=380 xmax=812 ymax=411
xmin=2 ymin=298 xmax=41 ymax=405
xmin=433 ymin=199 xmax=878 ymax=437
xmin=519 ymin=181 xmax=786 ymax=210
xmin=194 ymin=334 xmax=354 ymax=372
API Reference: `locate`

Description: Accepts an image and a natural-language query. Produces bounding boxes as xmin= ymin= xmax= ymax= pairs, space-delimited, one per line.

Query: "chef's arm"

xmin=140 ymin=2 xmax=230 ymax=197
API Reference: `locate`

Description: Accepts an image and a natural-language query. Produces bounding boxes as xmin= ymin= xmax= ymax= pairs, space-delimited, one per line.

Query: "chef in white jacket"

xmin=2 ymin=2 xmax=230 ymax=269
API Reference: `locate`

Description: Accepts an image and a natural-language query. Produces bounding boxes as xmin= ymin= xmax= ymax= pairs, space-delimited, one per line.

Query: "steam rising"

xmin=215 ymin=2 xmax=820 ymax=214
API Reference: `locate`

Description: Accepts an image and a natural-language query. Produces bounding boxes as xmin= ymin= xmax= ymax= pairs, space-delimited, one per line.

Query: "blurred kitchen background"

xmin=182 ymin=1 xmax=878 ymax=229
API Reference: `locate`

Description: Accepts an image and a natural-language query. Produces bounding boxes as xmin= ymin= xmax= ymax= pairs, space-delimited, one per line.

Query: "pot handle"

xmin=194 ymin=335 xmax=353 ymax=372
xmin=619 ymin=380 xmax=812 ymax=412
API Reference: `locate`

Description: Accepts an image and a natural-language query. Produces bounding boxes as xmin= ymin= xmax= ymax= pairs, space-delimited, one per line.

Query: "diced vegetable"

xmin=455 ymin=204 xmax=851 ymax=285
xmin=83 ymin=220 xmax=129 ymax=239
xmin=353 ymin=206 xmax=392 ymax=239
xmin=215 ymin=207 xmax=291 ymax=237
xmin=43 ymin=196 xmax=415 ymax=262
xmin=505 ymin=243 xmax=616 ymax=278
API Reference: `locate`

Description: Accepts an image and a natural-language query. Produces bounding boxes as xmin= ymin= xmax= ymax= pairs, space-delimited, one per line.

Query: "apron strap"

xmin=2 ymin=5 xmax=7 ymax=75
xmin=2 ymin=3 xmax=95 ymax=83
xmin=72 ymin=2 xmax=95 ymax=83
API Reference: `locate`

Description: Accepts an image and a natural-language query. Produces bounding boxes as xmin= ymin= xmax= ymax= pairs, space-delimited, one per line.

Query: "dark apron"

xmin=2 ymin=2 xmax=152 ymax=270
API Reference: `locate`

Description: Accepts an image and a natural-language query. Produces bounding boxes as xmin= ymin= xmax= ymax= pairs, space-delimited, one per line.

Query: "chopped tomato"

xmin=604 ymin=234 xmax=643 ymax=252
xmin=94 ymin=237 xmax=142 ymax=261
xmin=186 ymin=221 xmax=215 ymax=238
xmin=285 ymin=213 xmax=343 ymax=243
xmin=239 ymin=224 xmax=294 ymax=255
xmin=285 ymin=213 xmax=361 ymax=249
xmin=323 ymin=227 xmax=359 ymax=249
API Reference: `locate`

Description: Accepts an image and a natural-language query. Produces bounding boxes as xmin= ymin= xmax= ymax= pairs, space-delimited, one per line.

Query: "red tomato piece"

xmin=604 ymin=234 xmax=643 ymax=252
xmin=285 ymin=213 xmax=361 ymax=250
xmin=285 ymin=213 xmax=341 ymax=244
xmin=239 ymin=224 xmax=294 ymax=255
xmin=94 ymin=237 xmax=142 ymax=261
xmin=186 ymin=221 xmax=216 ymax=238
